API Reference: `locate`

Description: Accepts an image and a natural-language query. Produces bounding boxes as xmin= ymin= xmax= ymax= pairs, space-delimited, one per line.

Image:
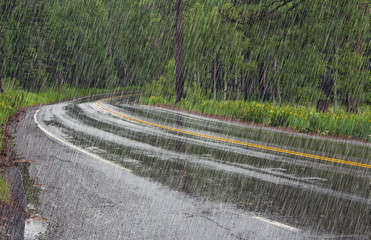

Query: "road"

xmin=14 ymin=93 xmax=370 ymax=239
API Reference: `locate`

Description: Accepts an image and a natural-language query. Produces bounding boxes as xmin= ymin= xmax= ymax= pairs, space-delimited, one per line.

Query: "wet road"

xmin=15 ymin=93 xmax=370 ymax=239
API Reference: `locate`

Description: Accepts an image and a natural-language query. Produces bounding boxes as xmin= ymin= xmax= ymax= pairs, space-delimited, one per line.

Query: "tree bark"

xmin=277 ymin=77 xmax=282 ymax=106
xmin=0 ymin=53 xmax=3 ymax=93
xmin=243 ymin=75 xmax=248 ymax=101
xmin=58 ymin=70 xmax=62 ymax=94
xmin=213 ymin=59 xmax=217 ymax=100
xmin=0 ymin=30 xmax=3 ymax=93
xmin=175 ymin=0 xmax=184 ymax=104
xmin=333 ymin=48 xmax=338 ymax=112
xmin=259 ymin=64 xmax=269 ymax=101
xmin=223 ymin=74 xmax=228 ymax=101
xmin=194 ymin=68 xmax=200 ymax=85
xmin=272 ymin=57 xmax=277 ymax=103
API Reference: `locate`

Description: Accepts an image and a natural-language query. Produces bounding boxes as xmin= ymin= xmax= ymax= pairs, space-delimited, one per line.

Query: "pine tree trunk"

xmin=260 ymin=68 xmax=269 ymax=101
xmin=333 ymin=48 xmax=338 ymax=112
xmin=277 ymin=77 xmax=282 ymax=106
xmin=272 ymin=57 xmax=277 ymax=103
xmin=0 ymin=54 xmax=3 ymax=93
xmin=175 ymin=0 xmax=184 ymax=104
xmin=223 ymin=74 xmax=227 ymax=101
xmin=194 ymin=69 xmax=200 ymax=85
xmin=244 ymin=76 xmax=248 ymax=101
xmin=0 ymin=32 xmax=4 ymax=93
xmin=58 ymin=70 xmax=62 ymax=94
xmin=239 ymin=72 xmax=243 ymax=100
xmin=213 ymin=61 xmax=217 ymax=100
xmin=233 ymin=72 xmax=238 ymax=100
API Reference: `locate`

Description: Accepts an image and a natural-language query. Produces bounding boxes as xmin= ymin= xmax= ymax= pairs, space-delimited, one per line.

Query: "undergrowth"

xmin=0 ymin=174 xmax=10 ymax=204
xmin=140 ymin=96 xmax=371 ymax=142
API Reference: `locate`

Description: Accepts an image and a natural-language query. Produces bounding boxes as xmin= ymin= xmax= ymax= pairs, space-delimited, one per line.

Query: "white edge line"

xmin=252 ymin=216 xmax=300 ymax=232
xmin=33 ymin=108 xmax=132 ymax=173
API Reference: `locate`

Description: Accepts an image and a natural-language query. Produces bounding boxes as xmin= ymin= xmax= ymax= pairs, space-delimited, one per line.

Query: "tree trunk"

xmin=233 ymin=72 xmax=238 ymax=100
xmin=175 ymin=0 xmax=184 ymax=104
xmin=213 ymin=60 xmax=217 ymax=100
xmin=58 ymin=70 xmax=62 ymax=95
xmin=223 ymin=74 xmax=228 ymax=101
xmin=260 ymin=67 xmax=269 ymax=101
xmin=333 ymin=48 xmax=338 ymax=112
xmin=0 ymin=55 xmax=3 ymax=93
xmin=277 ymin=77 xmax=282 ymax=106
xmin=258 ymin=63 xmax=270 ymax=101
xmin=0 ymin=29 xmax=3 ymax=93
xmin=272 ymin=57 xmax=277 ymax=103
xmin=244 ymin=76 xmax=248 ymax=100
xmin=239 ymin=72 xmax=243 ymax=100
xmin=194 ymin=68 xmax=200 ymax=85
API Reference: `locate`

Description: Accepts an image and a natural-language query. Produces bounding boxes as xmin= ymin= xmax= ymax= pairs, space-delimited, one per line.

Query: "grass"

xmin=140 ymin=96 xmax=371 ymax=142
xmin=0 ymin=173 xmax=10 ymax=204
xmin=0 ymin=84 xmax=138 ymax=204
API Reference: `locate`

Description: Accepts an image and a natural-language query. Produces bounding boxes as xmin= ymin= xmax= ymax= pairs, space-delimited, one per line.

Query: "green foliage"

xmin=141 ymin=95 xmax=371 ymax=141
xmin=0 ymin=173 xmax=10 ymax=204
xmin=0 ymin=91 xmax=21 ymax=123
xmin=0 ymin=0 xmax=369 ymax=109
xmin=0 ymin=85 xmax=135 ymax=124
xmin=336 ymin=45 xmax=369 ymax=103
xmin=142 ymin=59 xmax=176 ymax=101
xmin=1 ymin=77 xmax=20 ymax=91
xmin=185 ymin=82 xmax=208 ymax=104
xmin=140 ymin=96 xmax=172 ymax=105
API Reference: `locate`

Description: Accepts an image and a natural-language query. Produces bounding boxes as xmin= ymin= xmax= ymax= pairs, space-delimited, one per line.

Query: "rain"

xmin=0 ymin=0 xmax=370 ymax=239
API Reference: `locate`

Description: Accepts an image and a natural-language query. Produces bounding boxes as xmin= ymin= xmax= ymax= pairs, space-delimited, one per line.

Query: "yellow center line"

xmin=94 ymin=94 xmax=371 ymax=169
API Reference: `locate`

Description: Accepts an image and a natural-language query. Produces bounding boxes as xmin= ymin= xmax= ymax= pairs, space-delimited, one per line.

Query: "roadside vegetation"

xmin=0 ymin=81 xmax=136 ymax=204
xmin=140 ymin=91 xmax=371 ymax=142
xmin=0 ymin=174 xmax=10 ymax=204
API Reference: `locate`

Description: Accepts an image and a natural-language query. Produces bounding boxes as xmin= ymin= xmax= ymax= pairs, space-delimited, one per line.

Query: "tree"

xmin=175 ymin=0 xmax=185 ymax=103
xmin=0 ymin=0 xmax=17 ymax=92
xmin=220 ymin=0 xmax=306 ymax=26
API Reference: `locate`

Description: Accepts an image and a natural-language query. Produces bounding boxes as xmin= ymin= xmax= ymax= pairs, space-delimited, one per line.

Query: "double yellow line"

xmin=94 ymin=94 xmax=371 ymax=169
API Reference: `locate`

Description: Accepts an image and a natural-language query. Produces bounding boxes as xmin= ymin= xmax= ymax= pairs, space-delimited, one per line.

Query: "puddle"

xmin=18 ymin=161 xmax=49 ymax=239
xmin=24 ymin=218 xmax=49 ymax=240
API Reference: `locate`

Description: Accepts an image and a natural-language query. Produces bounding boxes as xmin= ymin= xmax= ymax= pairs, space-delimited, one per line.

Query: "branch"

xmin=220 ymin=0 xmax=305 ymax=26
xmin=286 ymin=0 xmax=306 ymax=12
xmin=219 ymin=9 xmax=251 ymax=25
xmin=0 ymin=24 xmax=12 ymax=30
xmin=268 ymin=0 xmax=291 ymax=16
xmin=264 ymin=0 xmax=281 ymax=9
xmin=317 ymin=50 xmax=335 ymax=73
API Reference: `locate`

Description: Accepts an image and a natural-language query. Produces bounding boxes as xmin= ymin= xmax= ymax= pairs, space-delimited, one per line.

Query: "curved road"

xmin=14 ymin=93 xmax=370 ymax=239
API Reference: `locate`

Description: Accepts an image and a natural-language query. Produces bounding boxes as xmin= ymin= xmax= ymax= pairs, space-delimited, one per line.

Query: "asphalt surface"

xmin=13 ymin=93 xmax=370 ymax=239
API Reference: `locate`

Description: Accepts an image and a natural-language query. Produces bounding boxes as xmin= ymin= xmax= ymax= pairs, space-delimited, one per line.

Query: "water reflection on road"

xmin=37 ymin=94 xmax=370 ymax=237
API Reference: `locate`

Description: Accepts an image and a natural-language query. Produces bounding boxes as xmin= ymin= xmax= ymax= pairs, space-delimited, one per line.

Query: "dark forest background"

xmin=0 ymin=0 xmax=370 ymax=111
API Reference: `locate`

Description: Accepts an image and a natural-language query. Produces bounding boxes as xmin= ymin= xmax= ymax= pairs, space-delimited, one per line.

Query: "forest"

xmin=0 ymin=0 xmax=370 ymax=111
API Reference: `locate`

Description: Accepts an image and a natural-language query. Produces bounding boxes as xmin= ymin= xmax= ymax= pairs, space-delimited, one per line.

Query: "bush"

xmin=140 ymin=91 xmax=371 ymax=141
